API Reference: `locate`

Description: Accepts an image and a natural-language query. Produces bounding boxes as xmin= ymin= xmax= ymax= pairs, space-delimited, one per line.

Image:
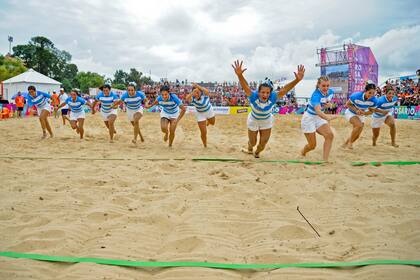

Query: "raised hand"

xmin=231 ymin=60 xmax=247 ymax=76
xmin=294 ymin=65 xmax=305 ymax=81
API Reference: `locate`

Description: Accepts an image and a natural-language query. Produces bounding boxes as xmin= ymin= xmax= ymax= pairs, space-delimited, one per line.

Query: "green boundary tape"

xmin=0 ymin=252 xmax=419 ymax=270
xmin=192 ymin=158 xmax=325 ymax=165
xmin=351 ymin=161 xmax=420 ymax=166
xmin=0 ymin=155 xmax=418 ymax=166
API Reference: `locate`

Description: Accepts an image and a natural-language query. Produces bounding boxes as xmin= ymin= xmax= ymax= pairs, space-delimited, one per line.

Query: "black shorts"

xmin=17 ymin=107 xmax=24 ymax=111
xmin=61 ymin=109 xmax=69 ymax=115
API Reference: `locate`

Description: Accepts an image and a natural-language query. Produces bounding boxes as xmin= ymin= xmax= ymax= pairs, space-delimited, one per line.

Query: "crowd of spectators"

xmin=140 ymin=80 xmax=297 ymax=107
xmin=378 ymin=78 xmax=419 ymax=106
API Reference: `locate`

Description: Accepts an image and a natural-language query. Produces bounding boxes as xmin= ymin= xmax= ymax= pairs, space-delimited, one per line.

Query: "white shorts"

xmin=70 ymin=110 xmax=85 ymax=121
xmin=160 ymin=110 xmax=179 ymax=120
xmin=101 ymin=109 xmax=118 ymax=121
xmin=196 ymin=108 xmax=215 ymax=122
xmin=371 ymin=113 xmax=392 ymax=128
xmin=345 ymin=109 xmax=366 ymax=123
xmin=301 ymin=112 xmax=328 ymax=133
xmin=36 ymin=103 xmax=51 ymax=116
xmin=127 ymin=108 xmax=143 ymax=121
xmin=247 ymin=114 xmax=273 ymax=131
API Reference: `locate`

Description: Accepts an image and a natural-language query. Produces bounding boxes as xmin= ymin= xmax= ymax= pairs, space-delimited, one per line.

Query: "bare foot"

xmin=300 ymin=148 xmax=306 ymax=157
xmin=132 ymin=139 xmax=137 ymax=144
xmin=41 ymin=132 xmax=47 ymax=139
xmin=109 ymin=139 xmax=114 ymax=143
xmin=163 ymin=132 xmax=169 ymax=142
xmin=241 ymin=147 xmax=253 ymax=154
xmin=372 ymin=142 xmax=376 ymax=146
xmin=391 ymin=143 xmax=399 ymax=148
xmin=254 ymin=152 xmax=260 ymax=158
xmin=140 ymin=136 xmax=144 ymax=142
xmin=341 ymin=142 xmax=353 ymax=149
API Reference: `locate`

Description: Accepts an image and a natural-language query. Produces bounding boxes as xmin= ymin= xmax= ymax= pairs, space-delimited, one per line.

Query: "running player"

xmin=343 ymin=82 xmax=378 ymax=149
xmin=232 ymin=60 xmax=305 ymax=158
xmin=25 ymin=85 xmax=53 ymax=138
xmin=145 ymin=85 xmax=186 ymax=147
xmin=371 ymin=88 xmax=399 ymax=147
xmin=300 ymin=76 xmax=337 ymax=161
xmin=91 ymin=84 xmax=120 ymax=143
xmin=114 ymin=82 xmax=148 ymax=144
xmin=55 ymin=89 xmax=92 ymax=139
xmin=185 ymin=83 xmax=215 ymax=147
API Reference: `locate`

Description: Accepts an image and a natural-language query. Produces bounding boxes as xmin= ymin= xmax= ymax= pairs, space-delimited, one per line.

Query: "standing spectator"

xmin=58 ymin=88 xmax=70 ymax=125
xmin=14 ymin=92 xmax=25 ymax=118
xmin=51 ymin=91 xmax=60 ymax=118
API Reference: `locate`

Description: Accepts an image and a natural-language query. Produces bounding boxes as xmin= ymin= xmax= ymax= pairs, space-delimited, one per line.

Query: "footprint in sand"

xmin=271 ymin=225 xmax=314 ymax=240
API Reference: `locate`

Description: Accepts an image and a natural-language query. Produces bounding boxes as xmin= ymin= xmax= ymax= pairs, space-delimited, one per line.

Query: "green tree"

xmin=113 ymin=69 xmax=128 ymax=85
xmin=139 ymin=75 xmax=153 ymax=85
xmin=112 ymin=83 xmax=126 ymax=90
xmin=0 ymin=55 xmax=27 ymax=81
xmin=12 ymin=36 xmax=77 ymax=85
xmin=126 ymin=68 xmax=142 ymax=86
xmin=75 ymin=71 xmax=104 ymax=93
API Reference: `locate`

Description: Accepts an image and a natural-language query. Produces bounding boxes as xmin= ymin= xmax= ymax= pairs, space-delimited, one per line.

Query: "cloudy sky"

xmin=0 ymin=0 xmax=419 ymax=95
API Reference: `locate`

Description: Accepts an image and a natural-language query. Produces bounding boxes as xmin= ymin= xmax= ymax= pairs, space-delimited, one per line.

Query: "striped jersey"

xmin=248 ymin=90 xmax=277 ymax=120
xmin=348 ymin=91 xmax=377 ymax=113
xmin=191 ymin=93 xmax=212 ymax=113
xmin=306 ymin=88 xmax=334 ymax=115
xmin=26 ymin=91 xmax=51 ymax=108
xmin=120 ymin=91 xmax=146 ymax=110
xmin=65 ymin=96 xmax=87 ymax=113
xmin=372 ymin=95 xmax=398 ymax=118
xmin=157 ymin=93 xmax=182 ymax=114
xmin=95 ymin=91 xmax=119 ymax=113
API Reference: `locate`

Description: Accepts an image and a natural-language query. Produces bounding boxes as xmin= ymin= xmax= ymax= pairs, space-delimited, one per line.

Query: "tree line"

xmin=0 ymin=36 xmax=153 ymax=93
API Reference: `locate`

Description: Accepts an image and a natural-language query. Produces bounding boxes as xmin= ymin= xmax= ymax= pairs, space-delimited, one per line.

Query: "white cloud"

xmin=360 ymin=25 xmax=420 ymax=78
xmin=0 ymin=0 xmax=418 ymax=96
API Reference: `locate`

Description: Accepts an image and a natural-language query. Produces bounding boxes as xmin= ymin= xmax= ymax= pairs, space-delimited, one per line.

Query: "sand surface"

xmin=0 ymin=113 xmax=419 ymax=279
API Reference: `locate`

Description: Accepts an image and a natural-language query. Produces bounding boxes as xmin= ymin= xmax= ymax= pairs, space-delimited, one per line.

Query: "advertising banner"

xmin=229 ymin=106 xmax=251 ymax=114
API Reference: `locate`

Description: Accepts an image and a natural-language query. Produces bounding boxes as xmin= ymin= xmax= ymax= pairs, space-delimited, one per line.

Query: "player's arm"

xmin=346 ymin=99 xmax=363 ymax=115
xmin=144 ymin=100 xmax=158 ymax=109
xmin=314 ymin=105 xmax=336 ymax=121
xmin=231 ymin=60 xmax=252 ymax=97
xmin=177 ymin=104 xmax=186 ymax=122
xmin=192 ymin=83 xmax=210 ymax=96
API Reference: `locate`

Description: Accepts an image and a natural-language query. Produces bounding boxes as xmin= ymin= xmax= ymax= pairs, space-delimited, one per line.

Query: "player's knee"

xmin=325 ymin=131 xmax=334 ymax=141
xmin=307 ymin=142 xmax=316 ymax=150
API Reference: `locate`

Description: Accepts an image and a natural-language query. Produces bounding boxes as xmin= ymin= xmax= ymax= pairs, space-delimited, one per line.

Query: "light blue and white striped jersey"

xmin=348 ymin=91 xmax=377 ymax=113
xmin=120 ymin=91 xmax=146 ymax=110
xmin=65 ymin=96 xmax=87 ymax=113
xmin=191 ymin=92 xmax=212 ymax=113
xmin=95 ymin=91 xmax=119 ymax=113
xmin=306 ymin=88 xmax=334 ymax=115
xmin=248 ymin=90 xmax=277 ymax=120
xmin=26 ymin=91 xmax=51 ymax=108
xmin=372 ymin=95 xmax=398 ymax=118
xmin=157 ymin=93 xmax=182 ymax=114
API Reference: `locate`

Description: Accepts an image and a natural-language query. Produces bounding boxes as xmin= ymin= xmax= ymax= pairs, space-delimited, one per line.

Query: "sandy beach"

xmin=0 ymin=113 xmax=419 ymax=279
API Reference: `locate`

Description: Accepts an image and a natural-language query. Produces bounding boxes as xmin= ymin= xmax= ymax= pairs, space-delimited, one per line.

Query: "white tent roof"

xmin=2 ymin=68 xmax=61 ymax=85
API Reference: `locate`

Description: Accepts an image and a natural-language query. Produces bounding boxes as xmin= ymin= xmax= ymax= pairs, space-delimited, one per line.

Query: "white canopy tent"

xmin=1 ymin=69 xmax=61 ymax=102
